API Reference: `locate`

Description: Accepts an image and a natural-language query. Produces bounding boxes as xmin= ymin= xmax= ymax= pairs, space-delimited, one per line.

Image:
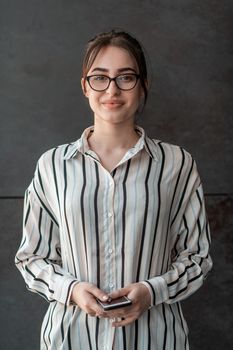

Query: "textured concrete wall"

xmin=0 ymin=1 xmax=232 ymax=349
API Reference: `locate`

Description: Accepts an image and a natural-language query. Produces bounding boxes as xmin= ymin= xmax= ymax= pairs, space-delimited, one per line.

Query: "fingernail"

xmin=102 ymin=295 xmax=109 ymax=301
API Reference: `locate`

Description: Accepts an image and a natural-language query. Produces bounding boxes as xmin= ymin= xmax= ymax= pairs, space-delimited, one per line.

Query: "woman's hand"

xmin=107 ymin=282 xmax=151 ymax=327
xmin=71 ymin=282 xmax=110 ymax=318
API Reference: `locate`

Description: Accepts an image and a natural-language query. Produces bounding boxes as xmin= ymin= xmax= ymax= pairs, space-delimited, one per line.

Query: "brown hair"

xmin=82 ymin=30 xmax=148 ymax=106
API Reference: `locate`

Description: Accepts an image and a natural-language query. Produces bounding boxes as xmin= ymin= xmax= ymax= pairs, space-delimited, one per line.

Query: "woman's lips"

xmin=102 ymin=101 xmax=123 ymax=109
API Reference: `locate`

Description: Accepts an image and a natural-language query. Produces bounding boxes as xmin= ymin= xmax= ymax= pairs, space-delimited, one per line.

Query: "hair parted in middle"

xmin=82 ymin=29 xmax=149 ymax=106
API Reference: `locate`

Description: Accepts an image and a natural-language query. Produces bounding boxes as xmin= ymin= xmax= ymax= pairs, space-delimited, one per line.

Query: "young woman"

xmin=15 ymin=30 xmax=212 ymax=350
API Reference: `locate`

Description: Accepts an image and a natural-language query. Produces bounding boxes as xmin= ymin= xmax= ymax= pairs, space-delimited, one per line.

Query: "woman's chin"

xmin=94 ymin=113 xmax=134 ymax=125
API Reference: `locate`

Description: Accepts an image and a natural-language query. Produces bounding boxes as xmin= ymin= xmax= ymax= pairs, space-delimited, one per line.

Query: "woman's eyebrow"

xmin=90 ymin=67 xmax=137 ymax=73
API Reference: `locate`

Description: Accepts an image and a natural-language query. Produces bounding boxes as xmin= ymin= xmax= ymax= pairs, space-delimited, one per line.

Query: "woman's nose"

xmin=106 ymin=79 xmax=120 ymax=95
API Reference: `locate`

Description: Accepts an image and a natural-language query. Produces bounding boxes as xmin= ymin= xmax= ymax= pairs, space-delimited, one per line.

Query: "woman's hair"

xmin=82 ymin=29 xmax=148 ymax=106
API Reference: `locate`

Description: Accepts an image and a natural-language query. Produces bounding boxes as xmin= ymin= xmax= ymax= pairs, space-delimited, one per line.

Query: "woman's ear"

xmin=81 ymin=78 xmax=89 ymax=97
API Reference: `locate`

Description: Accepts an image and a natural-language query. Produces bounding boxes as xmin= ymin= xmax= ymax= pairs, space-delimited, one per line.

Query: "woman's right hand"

xmin=70 ymin=282 xmax=110 ymax=318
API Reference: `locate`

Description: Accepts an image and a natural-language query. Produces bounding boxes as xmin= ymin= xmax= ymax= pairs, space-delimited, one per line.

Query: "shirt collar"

xmin=63 ymin=125 xmax=158 ymax=161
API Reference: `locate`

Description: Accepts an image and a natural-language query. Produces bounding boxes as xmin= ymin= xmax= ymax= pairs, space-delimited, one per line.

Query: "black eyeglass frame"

xmin=85 ymin=73 xmax=140 ymax=92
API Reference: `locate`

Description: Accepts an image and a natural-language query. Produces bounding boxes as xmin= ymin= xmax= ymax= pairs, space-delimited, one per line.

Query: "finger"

xmin=86 ymin=295 xmax=111 ymax=318
xmin=78 ymin=293 xmax=102 ymax=316
xmin=88 ymin=285 xmax=110 ymax=302
xmin=84 ymin=296 xmax=108 ymax=317
xmin=105 ymin=305 xmax=134 ymax=319
xmin=108 ymin=287 xmax=129 ymax=299
xmin=92 ymin=304 xmax=110 ymax=318
xmin=111 ymin=316 xmax=135 ymax=327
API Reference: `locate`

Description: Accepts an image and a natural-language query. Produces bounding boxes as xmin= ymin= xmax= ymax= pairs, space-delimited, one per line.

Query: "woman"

xmin=15 ymin=30 xmax=212 ymax=349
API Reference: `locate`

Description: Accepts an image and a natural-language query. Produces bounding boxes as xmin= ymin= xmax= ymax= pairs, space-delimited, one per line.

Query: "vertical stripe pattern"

xmin=15 ymin=125 xmax=212 ymax=350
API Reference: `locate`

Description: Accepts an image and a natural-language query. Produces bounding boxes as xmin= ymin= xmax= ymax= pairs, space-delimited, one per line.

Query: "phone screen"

xmin=97 ymin=296 xmax=132 ymax=310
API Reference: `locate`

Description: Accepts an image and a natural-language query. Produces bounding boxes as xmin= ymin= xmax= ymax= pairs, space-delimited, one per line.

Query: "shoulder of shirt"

xmin=149 ymin=138 xmax=199 ymax=184
xmin=36 ymin=141 xmax=77 ymax=168
xmin=149 ymin=138 xmax=195 ymax=163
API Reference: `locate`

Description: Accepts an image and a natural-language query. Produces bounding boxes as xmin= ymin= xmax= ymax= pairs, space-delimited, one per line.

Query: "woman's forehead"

xmin=88 ymin=45 xmax=138 ymax=73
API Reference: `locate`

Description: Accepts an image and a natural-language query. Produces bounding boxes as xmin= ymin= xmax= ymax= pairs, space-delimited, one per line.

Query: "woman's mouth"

xmin=102 ymin=100 xmax=123 ymax=109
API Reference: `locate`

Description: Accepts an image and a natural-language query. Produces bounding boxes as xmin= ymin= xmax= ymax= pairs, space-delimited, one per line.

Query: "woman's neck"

xmin=87 ymin=121 xmax=140 ymax=152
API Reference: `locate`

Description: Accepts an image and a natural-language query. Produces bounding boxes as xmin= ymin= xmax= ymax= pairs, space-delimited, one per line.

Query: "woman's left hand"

xmin=107 ymin=282 xmax=151 ymax=327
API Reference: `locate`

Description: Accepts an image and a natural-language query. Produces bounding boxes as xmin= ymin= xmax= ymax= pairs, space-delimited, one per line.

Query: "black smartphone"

xmin=97 ymin=296 xmax=132 ymax=310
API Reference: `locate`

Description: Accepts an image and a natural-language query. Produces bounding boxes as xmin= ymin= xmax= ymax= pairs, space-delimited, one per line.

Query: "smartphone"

xmin=97 ymin=296 xmax=132 ymax=310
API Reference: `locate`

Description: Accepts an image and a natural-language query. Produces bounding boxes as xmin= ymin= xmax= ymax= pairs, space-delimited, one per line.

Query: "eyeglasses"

xmin=85 ymin=73 xmax=140 ymax=92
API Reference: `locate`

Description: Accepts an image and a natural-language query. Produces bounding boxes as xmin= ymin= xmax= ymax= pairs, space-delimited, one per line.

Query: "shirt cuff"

xmin=53 ymin=277 xmax=79 ymax=306
xmin=139 ymin=281 xmax=154 ymax=309
xmin=144 ymin=276 xmax=169 ymax=306
xmin=67 ymin=281 xmax=80 ymax=306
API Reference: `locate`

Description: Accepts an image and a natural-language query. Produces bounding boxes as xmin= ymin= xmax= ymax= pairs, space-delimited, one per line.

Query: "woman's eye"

xmin=119 ymin=75 xmax=134 ymax=82
xmin=93 ymin=75 xmax=108 ymax=81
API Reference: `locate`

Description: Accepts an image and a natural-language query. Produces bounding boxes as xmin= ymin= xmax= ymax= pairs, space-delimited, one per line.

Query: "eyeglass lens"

xmin=88 ymin=74 xmax=138 ymax=91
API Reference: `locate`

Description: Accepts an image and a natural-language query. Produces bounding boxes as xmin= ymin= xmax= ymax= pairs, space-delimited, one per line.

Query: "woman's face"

xmin=82 ymin=45 xmax=144 ymax=126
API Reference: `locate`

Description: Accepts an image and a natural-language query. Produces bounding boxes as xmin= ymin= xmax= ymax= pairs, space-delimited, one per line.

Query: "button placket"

xmin=106 ymin=175 xmax=116 ymax=293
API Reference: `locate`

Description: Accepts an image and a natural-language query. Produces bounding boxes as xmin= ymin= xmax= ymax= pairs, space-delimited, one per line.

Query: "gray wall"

xmin=0 ymin=1 xmax=232 ymax=349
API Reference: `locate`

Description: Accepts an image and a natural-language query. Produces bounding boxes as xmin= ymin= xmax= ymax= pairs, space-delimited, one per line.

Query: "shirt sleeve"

xmin=15 ymin=158 xmax=79 ymax=305
xmin=144 ymin=160 xmax=213 ymax=306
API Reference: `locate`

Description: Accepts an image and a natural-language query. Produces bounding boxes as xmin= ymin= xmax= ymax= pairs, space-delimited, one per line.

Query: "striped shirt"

xmin=15 ymin=125 xmax=212 ymax=350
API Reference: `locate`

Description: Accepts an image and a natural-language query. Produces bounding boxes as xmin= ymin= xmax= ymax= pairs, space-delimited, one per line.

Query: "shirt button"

xmin=109 ymin=283 xmax=114 ymax=288
xmin=108 ymin=212 xmax=113 ymax=218
xmin=108 ymin=248 xmax=113 ymax=254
